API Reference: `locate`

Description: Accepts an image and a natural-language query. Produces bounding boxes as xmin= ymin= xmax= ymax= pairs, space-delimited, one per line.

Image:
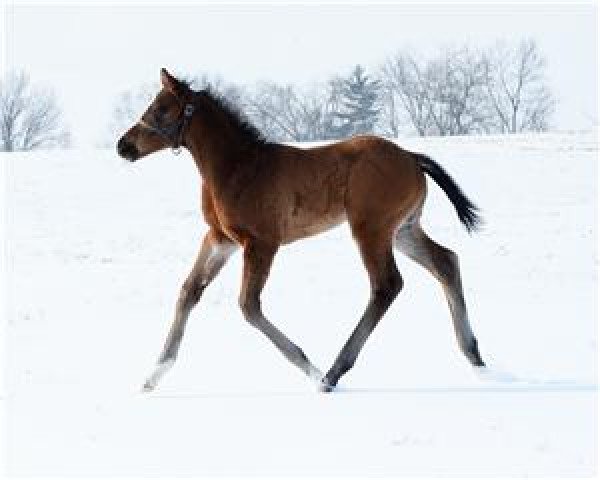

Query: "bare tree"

xmin=294 ymin=85 xmax=335 ymax=141
xmin=436 ymin=48 xmax=492 ymax=135
xmin=408 ymin=48 xmax=491 ymax=136
xmin=381 ymin=40 xmax=554 ymax=136
xmin=376 ymin=81 xmax=400 ymax=137
xmin=380 ymin=53 xmax=434 ymax=136
xmin=0 ymin=70 xmax=70 ymax=151
xmin=244 ymin=81 xmax=338 ymax=141
xmin=414 ymin=57 xmax=455 ymax=135
xmin=483 ymin=39 xmax=555 ymax=133
xmin=245 ymin=81 xmax=302 ymax=140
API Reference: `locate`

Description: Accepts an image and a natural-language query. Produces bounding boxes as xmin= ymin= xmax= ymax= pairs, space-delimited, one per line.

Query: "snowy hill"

xmin=3 ymin=131 xmax=597 ymax=476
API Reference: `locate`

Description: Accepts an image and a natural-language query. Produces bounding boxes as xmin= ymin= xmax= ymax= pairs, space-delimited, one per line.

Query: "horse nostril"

xmin=117 ymin=137 xmax=127 ymax=156
xmin=117 ymin=137 xmax=137 ymax=160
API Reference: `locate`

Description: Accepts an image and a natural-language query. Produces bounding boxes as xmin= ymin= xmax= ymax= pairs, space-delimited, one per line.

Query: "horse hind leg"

xmin=394 ymin=222 xmax=485 ymax=367
xmin=322 ymin=227 xmax=403 ymax=391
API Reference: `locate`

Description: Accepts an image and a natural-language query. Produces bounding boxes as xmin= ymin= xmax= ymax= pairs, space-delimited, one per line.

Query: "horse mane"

xmin=184 ymin=80 xmax=270 ymax=147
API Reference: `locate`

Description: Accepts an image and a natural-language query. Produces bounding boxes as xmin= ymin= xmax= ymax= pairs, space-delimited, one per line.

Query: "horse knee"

xmin=373 ymin=268 xmax=403 ymax=303
xmin=178 ymin=280 xmax=205 ymax=310
xmin=434 ymin=248 xmax=460 ymax=284
xmin=238 ymin=294 xmax=262 ymax=326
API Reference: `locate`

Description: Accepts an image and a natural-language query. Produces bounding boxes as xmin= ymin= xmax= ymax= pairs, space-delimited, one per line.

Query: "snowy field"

xmin=3 ymin=131 xmax=598 ymax=476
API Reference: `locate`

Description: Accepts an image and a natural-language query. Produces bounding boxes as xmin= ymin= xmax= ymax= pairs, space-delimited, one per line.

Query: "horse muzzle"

xmin=117 ymin=137 xmax=140 ymax=162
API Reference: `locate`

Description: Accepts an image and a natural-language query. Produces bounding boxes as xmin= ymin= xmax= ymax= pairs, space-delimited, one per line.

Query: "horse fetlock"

xmin=462 ymin=337 xmax=485 ymax=367
xmin=142 ymin=357 xmax=175 ymax=392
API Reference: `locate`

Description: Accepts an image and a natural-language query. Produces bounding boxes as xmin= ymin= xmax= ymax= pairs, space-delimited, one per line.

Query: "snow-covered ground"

xmin=3 ymin=131 xmax=598 ymax=476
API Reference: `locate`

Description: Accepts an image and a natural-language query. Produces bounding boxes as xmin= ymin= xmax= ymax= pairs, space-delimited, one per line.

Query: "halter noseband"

xmin=140 ymin=103 xmax=195 ymax=155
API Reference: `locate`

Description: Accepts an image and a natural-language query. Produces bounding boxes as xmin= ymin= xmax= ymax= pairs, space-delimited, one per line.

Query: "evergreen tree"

xmin=329 ymin=65 xmax=382 ymax=138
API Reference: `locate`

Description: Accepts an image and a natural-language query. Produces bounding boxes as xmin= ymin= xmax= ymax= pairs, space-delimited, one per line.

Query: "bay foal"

xmin=117 ymin=69 xmax=485 ymax=392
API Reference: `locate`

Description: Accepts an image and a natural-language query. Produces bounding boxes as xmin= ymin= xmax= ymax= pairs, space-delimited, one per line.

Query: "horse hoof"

xmin=318 ymin=378 xmax=336 ymax=393
xmin=467 ymin=338 xmax=485 ymax=367
xmin=141 ymin=382 xmax=155 ymax=393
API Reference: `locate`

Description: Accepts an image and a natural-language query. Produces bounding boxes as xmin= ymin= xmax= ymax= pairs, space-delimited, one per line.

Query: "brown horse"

xmin=117 ymin=68 xmax=485 ymax=392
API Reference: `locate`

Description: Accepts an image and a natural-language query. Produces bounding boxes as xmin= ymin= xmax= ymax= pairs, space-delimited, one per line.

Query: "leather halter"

xmin=140 ymin=103 xmax=195 ymax=155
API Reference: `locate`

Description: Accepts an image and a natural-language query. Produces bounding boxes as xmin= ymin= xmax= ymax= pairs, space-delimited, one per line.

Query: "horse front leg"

xmin=238 ymin=241 xmax=323 ymax=383
xmin=142 ymin=229 xmax=237 ymax=391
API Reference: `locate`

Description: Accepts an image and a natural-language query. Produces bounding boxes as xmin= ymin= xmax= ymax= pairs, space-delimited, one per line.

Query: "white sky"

xmin=3 ymin=1 xmax=598 ymax=146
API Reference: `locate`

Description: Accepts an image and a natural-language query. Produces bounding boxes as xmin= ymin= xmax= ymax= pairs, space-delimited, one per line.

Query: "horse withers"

xmin=117 ymin=68 xmax=485 ymax=393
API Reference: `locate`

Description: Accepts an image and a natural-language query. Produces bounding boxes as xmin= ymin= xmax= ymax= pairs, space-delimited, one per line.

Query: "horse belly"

xmin=282 ymin=205 xmax=346 ymax=243
xmin=278 ymin=153 xmax=349 ymax=243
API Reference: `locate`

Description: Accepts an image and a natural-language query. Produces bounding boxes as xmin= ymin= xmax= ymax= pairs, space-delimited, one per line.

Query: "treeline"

xmin=108 ymin=38 xmax=555 ymax=144
xmin=0 ymin=38 xmax=555 ymax=152
xmin=380 ymin=39 xmax=554 ymax=136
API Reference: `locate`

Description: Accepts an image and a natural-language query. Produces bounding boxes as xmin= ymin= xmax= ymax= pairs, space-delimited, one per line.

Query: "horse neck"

xmin=183 ymin=109 xmax=248 ymax=188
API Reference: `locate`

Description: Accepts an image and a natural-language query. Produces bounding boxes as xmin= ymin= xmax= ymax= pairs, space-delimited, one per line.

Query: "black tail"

xmin=415 ymin=153 xmax=482 ymax=233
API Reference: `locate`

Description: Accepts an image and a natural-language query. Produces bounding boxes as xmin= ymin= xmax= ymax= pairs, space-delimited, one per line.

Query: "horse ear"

xmin=160 ymin=68 xmax=183 ymax=97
